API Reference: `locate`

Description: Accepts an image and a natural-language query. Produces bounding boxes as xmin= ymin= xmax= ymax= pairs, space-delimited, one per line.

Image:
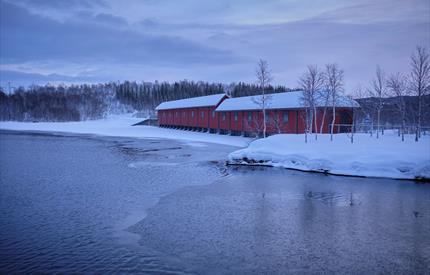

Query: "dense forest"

xmin=0 ymin=80 xmax=292 ymax=122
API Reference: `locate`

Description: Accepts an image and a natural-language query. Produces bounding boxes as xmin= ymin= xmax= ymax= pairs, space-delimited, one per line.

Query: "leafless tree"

xmin=255 ymin=59 xmax=273 ymax=138
xmin=244 ymin=117 xmax=264 ymax=138
xmin=353 ymin=86 xmax=370 ymax=135
xmin=409 ymin=46 xmax=430 ymax=141
xmin=346 ymin=94 xmax=357 ymax=143
xmin=268 ymin=111 xmax=283 ymax=134
xmin=318 ymin=88 xmax=330 ymax=134
xmin=299 ymin=65 xmax=324 ymax=140
xmin=387 ymin=72 xmax=408 ymax=141
xmin=299 ymin=109 xmax=309 ymax=143
xmin=299 ymin=78 xmax=312 ymax=141
xmin=325 ymin=63 xmax=344 ymax=141
xmin=368 ymin=65 xmax=386 ymax=139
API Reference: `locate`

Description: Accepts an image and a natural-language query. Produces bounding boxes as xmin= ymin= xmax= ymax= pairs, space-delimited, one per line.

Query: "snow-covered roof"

xmin=155 ymin=93 xmax=227 ymax=110
xmin=215 ymin=91 xmax=360 ymax=112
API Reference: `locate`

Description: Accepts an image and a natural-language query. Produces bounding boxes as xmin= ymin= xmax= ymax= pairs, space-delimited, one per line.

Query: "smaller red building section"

xmin=156 ymin=94 xmax=228 ymax=132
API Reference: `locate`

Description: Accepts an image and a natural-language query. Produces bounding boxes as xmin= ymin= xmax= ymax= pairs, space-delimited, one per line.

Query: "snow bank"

xmin=228 ymin=133 xmax=430 ymax=180
xmin=0 ymin=115 xmax=250 ymax=147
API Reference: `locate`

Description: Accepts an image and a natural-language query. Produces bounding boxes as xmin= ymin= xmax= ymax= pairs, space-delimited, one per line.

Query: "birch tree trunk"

xmin=313 ymin=106 xmax=318 ymax=140
xmin=255 ymin=59 xmax=273 ymax=139
xmin=320 ymin=106 xmax=327 ymax=134
xmin=410 ymin=46 xmax=429 ymax=142
xmin=330 ymin=103 xmax=335 ymax=141
xmin=324 ymin=64 xmax=344 ymax=142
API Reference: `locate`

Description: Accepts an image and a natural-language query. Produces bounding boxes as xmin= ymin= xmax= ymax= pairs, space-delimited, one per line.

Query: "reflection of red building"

xmin=156 ymin=91 xmax=359 ymax=136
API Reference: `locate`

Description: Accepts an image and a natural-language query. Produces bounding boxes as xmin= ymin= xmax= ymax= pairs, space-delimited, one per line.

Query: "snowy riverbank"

xmin=0 ymin=115 xmax=250 ymax=147
xmin=2 ymin=116 xmax=429 ymax=180
xmin=228 ymin=133 xmax=430 ymax=180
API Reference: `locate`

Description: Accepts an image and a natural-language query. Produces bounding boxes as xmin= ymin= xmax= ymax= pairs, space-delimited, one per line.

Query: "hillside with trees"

xmin=0 ymin=81 xmax=292 ymax=122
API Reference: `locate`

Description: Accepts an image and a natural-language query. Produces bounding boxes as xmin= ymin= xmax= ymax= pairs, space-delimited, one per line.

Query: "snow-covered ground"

xmin=0 ymin=115 xmax=250 ymax=147
xmin=229 ymin=133 xmax=430 ymax=180
xmin=2 ymin=115 xmax=429 ymax=180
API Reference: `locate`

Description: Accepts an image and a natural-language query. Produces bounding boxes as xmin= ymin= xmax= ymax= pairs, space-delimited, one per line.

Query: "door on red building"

xmin=339 ymin=111 xmax=352 ymax=133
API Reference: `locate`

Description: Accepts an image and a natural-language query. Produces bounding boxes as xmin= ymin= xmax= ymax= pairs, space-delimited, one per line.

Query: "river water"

xmin=0 ymin=131 xmax=429 ymax=274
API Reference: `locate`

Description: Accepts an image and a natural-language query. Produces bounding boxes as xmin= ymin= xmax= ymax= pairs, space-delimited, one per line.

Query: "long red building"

xmin=156 ymin=91 xmax=360 ymax=136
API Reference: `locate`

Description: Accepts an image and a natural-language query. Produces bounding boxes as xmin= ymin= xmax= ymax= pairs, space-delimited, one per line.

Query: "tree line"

xmin=0 ymin=84 xmax=114 ymax=121
xmin=0 ymin=81 xmax=291 ymax=122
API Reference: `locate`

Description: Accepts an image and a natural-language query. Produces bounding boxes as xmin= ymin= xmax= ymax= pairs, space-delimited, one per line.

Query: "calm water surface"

xmin=0 ymin=131 xmax=429 ymax=274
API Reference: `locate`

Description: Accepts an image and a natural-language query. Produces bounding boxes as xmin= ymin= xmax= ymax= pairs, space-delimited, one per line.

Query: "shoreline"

xmin=0 ymin=116 xmax=250 ymax=147
xmin=226 ymin=161 xmax=430 ymax=182
xmin=2 ymin=118 xmax=429 ymax=181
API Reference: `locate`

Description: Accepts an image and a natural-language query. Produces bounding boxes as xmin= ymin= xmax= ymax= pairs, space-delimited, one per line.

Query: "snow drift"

xmin=228 ymin=133 xmax=430 ymax=180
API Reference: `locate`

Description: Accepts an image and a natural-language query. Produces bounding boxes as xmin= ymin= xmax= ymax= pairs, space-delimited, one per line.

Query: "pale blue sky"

xmin=1 ymin=0 xmax=429 ymax=91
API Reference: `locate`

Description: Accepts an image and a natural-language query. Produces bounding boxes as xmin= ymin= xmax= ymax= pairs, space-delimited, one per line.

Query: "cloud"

xmin=6 ymin=0 xmax=107 ymax=10
xmin=0 ymin=0 xmax=428 ymax=90
xmin=0 ymin=69 xmax=105 ymax=88
xmin=94 ymin=13 xmax=128 ymax=26
xmin=0 ymin=2 xmax=244 ymax=66
xmin=313 ymin=0 xmax=430 ymax=24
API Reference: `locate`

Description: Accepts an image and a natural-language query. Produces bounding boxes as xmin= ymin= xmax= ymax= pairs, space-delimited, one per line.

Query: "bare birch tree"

xmin=325 ymin=63 xmax=344 ymax=141
xmin=255 ymin=59 xmax=273 ymax=138
xmin=387 ymin=73 xmax=408 ymax=141
xmin=346 ymin=95 xmax=356 ymax=143
xmin=299 ymin=65 xmax=325 ymax=140
xmin=368 ymin=65 xmax=386 ymax=139
xmin=318 ymin=88 xmax=330 ymax=134
xmin=299 ymin=75 xmax=313 ymax=142
xmin=409 ymin=46 xmax=430 ymax=141
xmin=268 ymin=111 xmax=283 ymax=134
xmin=299 ymin=109 xmax=309 ymax=143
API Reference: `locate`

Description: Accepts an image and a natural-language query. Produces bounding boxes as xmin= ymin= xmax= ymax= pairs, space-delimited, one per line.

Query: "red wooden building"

xmin=156 ymin=94 xmax=228 ymax=133
xmin=156 ymin=91 xmax=359 ymax=136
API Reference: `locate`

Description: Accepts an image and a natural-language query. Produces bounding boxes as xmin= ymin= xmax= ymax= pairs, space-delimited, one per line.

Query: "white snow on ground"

xmin=0 ymin=115 xmax=250 ymax=147
xmin=2 ymin=115 xmax=429 ymax=180
xmin=229 ymin=133 xmax=430 ymax=180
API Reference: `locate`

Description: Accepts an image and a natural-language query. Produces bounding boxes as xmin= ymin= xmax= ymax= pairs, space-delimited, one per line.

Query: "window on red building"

xmin=283 ymin=111 xmax=289 ymax=123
